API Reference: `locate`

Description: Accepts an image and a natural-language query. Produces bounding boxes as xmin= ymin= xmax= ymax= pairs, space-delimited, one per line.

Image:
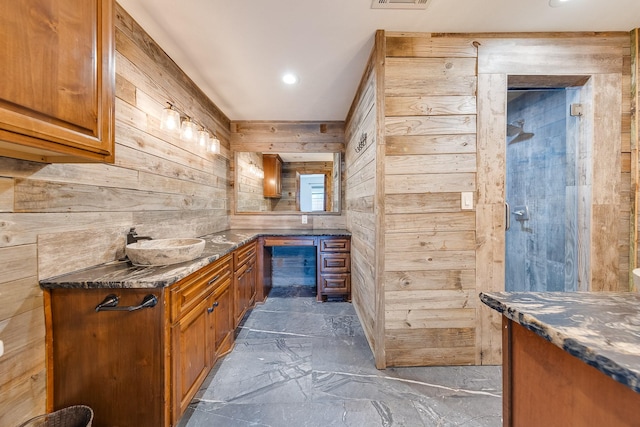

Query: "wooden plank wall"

xmin=344 ymin=31 xmax=383 ymax=367
xmin=383 ymin=33 xmax=480 ymax=367
xmin=236 ymin=151 xmax=271 ymax=212
xmin=229 ymin=121 xmax=346 ymax=229
xmin=0 ymin=5 xmax=231 ymax=425
xmin=345 ymin=31 xmax=634 ymax=368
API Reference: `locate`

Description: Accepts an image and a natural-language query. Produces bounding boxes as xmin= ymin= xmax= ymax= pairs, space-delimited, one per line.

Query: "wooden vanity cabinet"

xmin=234 ymin=240 xmax=258 ymax=325
xmin=317 ymin=237 xmax=351 ymax=301
xmin=46 ymin=254 xmax=235 ymax=427
xmin=47 ymin=287 xmax=167 ymax=427
xmin=263 ymin=154 xmax=283 ymax=198
xmin=170 ymin=254 xmax=233 ymax=424
xmin=0 ymin=0 xmax=115 ymax=163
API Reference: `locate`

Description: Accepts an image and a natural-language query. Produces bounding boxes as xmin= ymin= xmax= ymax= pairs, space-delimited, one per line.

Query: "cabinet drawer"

xmin=319 ymin=237 xmax=350 ymax=252
xmin=319 ymin=274 xmax=350 ymax=294
xmin=263 ymin=237 xmax=316 ymax=247
xmin=234 ymin=240 xmax=257 ymax=270
xmin=319 ymin=253 xmax=350 ymax=273
xmin=170 ymin=255 xmax=232 ymax=323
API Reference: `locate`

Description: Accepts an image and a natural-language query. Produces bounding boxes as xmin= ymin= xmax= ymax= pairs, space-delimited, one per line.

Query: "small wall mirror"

xmin=235 ymin=152 xmax=341 ymax=214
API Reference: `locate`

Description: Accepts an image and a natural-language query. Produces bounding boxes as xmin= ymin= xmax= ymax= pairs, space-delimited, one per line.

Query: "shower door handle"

xmin=505 ymin=202 xmax=510 ymax=231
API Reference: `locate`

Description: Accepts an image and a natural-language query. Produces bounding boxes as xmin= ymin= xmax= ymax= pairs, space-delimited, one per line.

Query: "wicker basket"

xmin=17 ymin=405 xmax=93 ymax=427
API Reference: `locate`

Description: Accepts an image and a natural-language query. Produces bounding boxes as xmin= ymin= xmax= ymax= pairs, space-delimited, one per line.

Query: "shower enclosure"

xmin=505 ymin=87 xmax=586 ymax=292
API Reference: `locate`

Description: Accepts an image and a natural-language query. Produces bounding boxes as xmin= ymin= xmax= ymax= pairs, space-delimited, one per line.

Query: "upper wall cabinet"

xmin=0 ymin=0 xmax=115 ymax=163
xmin=263 ymin=154 xmax=283 ymax=198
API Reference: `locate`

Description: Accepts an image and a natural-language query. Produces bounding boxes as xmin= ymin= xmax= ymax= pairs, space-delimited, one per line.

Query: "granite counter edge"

xmin=40 ymin=229 xmax=351 ymax=290
xmin=479 ymin=291 xmax=640 ymax=393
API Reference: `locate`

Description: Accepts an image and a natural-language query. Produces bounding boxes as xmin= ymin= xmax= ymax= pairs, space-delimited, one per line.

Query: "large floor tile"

xmin=180 ymin=286 xmax=502 ymax=427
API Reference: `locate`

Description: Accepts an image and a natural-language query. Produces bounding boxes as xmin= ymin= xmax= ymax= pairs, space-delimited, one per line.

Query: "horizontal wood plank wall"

xmin=236 ymin=151 xmax=270 ymax=212
xmin=383 ymin=33 xmax=479 ymax=367
xmin=474 ymin=32 xmax=631 ymax=364
xmin=0 ymin=5 xmax=231 ymax=425
xmin=229 ymin=121 xmax=346 ymax=229
xmin=344 ymin=31 xmax=383 ymax=367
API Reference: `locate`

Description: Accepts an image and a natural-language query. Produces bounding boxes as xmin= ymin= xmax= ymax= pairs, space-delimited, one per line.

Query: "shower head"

xmin=509 ymin=132 xmax=535 ymax=144
xmin=507 ymin=119 xmax=534 ymax=143
xmin=507 ymin=119 xmax=525 ymax=136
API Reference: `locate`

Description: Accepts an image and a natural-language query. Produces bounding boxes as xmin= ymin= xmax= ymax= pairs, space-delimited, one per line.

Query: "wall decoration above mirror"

xmin=235 ymin=152 xmax=341 ymax=214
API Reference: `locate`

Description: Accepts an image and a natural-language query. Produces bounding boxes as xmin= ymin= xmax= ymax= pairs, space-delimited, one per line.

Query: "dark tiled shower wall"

xmin=506 ymin=89 xmax=581 ymax=292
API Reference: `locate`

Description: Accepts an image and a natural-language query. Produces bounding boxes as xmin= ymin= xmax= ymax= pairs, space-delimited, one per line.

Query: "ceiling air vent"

xmin=371 ymin=0 xmax=431 ymax=10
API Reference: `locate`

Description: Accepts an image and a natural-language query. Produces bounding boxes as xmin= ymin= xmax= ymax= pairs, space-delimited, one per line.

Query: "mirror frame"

xmin=234 ymin=151 xmax=342 ymax=215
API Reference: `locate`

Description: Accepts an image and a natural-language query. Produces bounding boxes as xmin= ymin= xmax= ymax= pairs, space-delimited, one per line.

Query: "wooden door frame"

xmin=475 ymin=36 xmax=625 ymax=364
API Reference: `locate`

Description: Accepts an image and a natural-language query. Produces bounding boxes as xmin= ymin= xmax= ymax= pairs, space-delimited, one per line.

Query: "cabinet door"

xmin=263 ymin=154 xmax=282 ymax=197
xmin=211 ymin=282 xmax=234 ymax=358
xmin=248 ymin=256 xmax=257 ymax=306
xmin=234 ymin=262 xmax=250 ymax=325
xmin=0 ymin=0 xmax=115 ymax=162
xmin=50 ymin=288 xmax=166 ymax=427
xmin=172 ymin=298 xmax=212 ymax=421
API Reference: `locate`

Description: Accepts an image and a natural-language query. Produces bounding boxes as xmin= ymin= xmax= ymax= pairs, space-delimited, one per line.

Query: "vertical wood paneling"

xmin=475 ymin=73 xmax=507 ymax=364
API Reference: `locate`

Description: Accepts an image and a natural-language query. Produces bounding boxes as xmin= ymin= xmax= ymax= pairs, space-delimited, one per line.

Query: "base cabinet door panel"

xmin=49 ymin=288 xmax=166 ymax=427
xmin=172 ymin=297 xmax=212 ymax=421
xmin=212 ymin=281 xmax=234 ymax=358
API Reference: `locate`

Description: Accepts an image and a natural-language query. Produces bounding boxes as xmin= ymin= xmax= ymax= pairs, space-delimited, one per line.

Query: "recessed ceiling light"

xmin=282 ymin=73 xmax=299 ymax=85
xmin=549 ymin=0 xmax=571 ymax=7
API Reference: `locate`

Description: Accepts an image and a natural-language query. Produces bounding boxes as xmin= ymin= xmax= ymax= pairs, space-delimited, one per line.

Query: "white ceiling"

xmin=117 ymin=0 xmax=640 ymax=122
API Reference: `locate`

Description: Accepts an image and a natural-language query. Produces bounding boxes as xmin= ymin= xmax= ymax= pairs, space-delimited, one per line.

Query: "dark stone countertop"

xmin=480 ymin=291 xmax=640 ymax=393
xmin=40 ymin=229 xmax=351 ymax=290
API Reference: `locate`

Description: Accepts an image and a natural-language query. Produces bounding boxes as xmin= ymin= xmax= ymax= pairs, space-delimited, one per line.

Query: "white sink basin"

xmin=126 ymin=238 xmax=206 ymax=266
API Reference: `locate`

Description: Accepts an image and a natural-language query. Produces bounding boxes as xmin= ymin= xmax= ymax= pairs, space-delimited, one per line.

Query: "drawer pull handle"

xmin=207 ymin=274 xmax=221 ymax=285
xmin=95 ymin=294 xmax=158 ymax=312
xmin=207 ymin=301 xmax=220 ymax=313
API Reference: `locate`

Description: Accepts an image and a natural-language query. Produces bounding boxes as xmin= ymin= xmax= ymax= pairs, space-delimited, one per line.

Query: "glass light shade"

xmin=180 ymin=119 xmax=198 ymax=141
xmin=198 ymin=129 xmax=210 ymax=147
xmin=160 ymin=106 xmax=180 ymax=131
xmin=210 ymin=135 xmax=220 ymax=154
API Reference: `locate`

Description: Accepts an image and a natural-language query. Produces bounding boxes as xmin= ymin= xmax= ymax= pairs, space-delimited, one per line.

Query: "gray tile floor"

xmin=179 ymin=286 xmax=503 ymax=426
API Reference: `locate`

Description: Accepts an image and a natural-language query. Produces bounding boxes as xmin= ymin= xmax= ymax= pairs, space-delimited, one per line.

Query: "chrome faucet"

xmin=126 ymin=227 xmax=152 ymax=245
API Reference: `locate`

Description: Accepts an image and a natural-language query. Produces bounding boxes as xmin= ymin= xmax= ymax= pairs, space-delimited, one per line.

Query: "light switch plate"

xmin=0 ymin=340 xmax=4 ymax=358
xmin=461 ymin=192 xmax=474 ymax=210
xmin=301 ymin=215 xmax=308 ymax=224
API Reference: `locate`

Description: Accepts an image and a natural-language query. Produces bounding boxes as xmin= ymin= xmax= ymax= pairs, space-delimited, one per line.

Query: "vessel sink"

xmin=126 ymin=238 xmax=206 ymax=266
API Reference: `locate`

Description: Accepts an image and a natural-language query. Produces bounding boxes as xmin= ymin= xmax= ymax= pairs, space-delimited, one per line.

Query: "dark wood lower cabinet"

xmin=503 ymin=319 xmax=640 ymax=426
xmin=46 ymin=253 xmax=236 ymax=427
xmin=234 ymin=241 xmax=257 ymax=325
xmin=317 ymin=237 xmax=351 ymax=301
xmin=47 ymin=288 xmax=168 ymax=427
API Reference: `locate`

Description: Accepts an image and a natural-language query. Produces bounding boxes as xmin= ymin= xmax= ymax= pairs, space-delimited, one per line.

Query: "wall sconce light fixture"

xmin=180 ymin=117 xmax=198 ymax=142
xmin=160 ymin=102 xmax=220 ymax=155
xmin=160 ymin=103 xmax=181 ymax=131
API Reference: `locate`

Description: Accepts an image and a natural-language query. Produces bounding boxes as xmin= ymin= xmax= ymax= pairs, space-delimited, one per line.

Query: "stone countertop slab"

xmin=40 ymin=229 xmax=351 ymax=290
xmin=480 ymin=291 xmax=640 ymax=393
